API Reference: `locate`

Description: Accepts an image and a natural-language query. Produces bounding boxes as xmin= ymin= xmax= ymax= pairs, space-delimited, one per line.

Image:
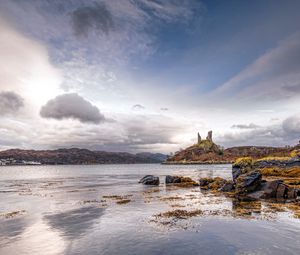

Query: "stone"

xmin=166 ymin=175 xmax=181 ymax=184
xmin=197 ymin=132 xmax=202 ymax=144
xmin=166 ymin=175 xmax=199 ymax=186
xmin=276 ymin=183 xmax=288 ymax=199
xmin=259 ymin=180 xmax=282 ymax=199
xmin=232 ymin=166 xmax=242 ymax=182
xmin=139 ymin=175 xmax=159 ymax=185
xmin=236 ymin=170 xmax=262 ymax=194
xmin=219 ymin=181 xmax=234 ymax=192
xmin=206 ymin=130 xmax=213 ymax=141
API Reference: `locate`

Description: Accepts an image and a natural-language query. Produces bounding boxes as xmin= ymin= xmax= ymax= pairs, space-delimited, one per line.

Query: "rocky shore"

xmin=141 ymin=149 xmax=300 ymax=206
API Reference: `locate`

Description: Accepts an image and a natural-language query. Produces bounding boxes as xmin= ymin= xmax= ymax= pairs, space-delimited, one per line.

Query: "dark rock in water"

xmin=244 ymin=180 xmax=298 ymax=200
xmin=232 ymin=166 xmax=242 ymax=182
xmin=139 ymin=175 xmax=159 ymax=185
xmin=236 ymin=170 xmax=262 ymax=194
xmin=166 ymin=175 xmax=181 ymax=184
xmin=166 ymin=175 xmax=199 ymax=186
xmin=199 ymin=178 xmax=210 ymax=187
xmin=219 ymin=181 xmax=234 ymax=192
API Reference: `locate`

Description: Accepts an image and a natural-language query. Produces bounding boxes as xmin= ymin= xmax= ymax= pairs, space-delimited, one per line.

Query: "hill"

xmin=0 ymin=148 xmax=167 ymax=165
xmin=165 ymin=131 xmax=300 ymax=164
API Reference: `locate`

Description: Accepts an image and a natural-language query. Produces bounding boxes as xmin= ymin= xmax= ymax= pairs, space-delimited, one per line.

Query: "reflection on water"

xmin=0 ymin=164 xmax=300 ymax=255
xmin=44 ymin=206 xmax=105 ymax=240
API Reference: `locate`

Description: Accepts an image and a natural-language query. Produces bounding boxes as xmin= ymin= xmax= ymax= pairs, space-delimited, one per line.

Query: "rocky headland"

xmin=165 ymin=131 xmax=300 ymax=164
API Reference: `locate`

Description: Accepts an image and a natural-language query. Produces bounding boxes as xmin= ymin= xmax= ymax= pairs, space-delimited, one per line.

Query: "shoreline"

xmin=162 ymin=161 xmax=233 ymax=165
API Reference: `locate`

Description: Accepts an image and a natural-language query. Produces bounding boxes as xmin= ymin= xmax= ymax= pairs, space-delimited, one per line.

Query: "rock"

xmin=199 ymin=177 xmax=227 ymax=190
xmin=219 ymin=181 xmax=234 ymax=192
xmin=236 ymin=170 xmax=262 ymax=194
xmin=139 ymin=175 xmax=159 ymax=185
xmin=276 ymin=183 xmax=288 ymax=199
xmin=232 ymin=157 xmax=254 ymax=182
xmin=166 ymin=175 xmax=182 ymax=184
xmin=232 ymin=166 xmax=242 ymax=182
xmin=166 ymin=175 xmax=199 ymax=186
xmin=260 ymin=180 xmax=283 ymax=199
xmin=199 ymin=178 xmax=213 ymax=187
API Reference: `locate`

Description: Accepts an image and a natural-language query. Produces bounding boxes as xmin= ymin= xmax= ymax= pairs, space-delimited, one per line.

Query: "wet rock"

xmin=199 ymin=178 xmax=213 ymax=187
xmin=219 ymin=181 xmax=234 ymax=192
xmin=232 ymin=166 xmax=242 ymax=182
xmin=199 ymin=177 xmax=227 ymax=190
xmin=139 ymin=175 xmax=159 ymax=185
xmin=260 ymin=180 xmax=283 ymax=199
xmin=166 ymin=175 xmax=199 ymax=186
xmin=166 ymin=175 xmax=182 ymax=184
xmin=236 ymin=170 xmax=262 ymax=194
xmin=232 ymin=157 xmax=253 ymax=182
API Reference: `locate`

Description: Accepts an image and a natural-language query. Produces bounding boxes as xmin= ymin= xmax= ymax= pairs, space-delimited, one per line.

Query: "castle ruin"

xmin=197 ymin=130 xmax=213 ymax=144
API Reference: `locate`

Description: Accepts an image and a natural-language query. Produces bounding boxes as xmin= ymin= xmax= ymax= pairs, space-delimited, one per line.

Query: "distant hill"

xmin=165 ymin=131 xmax=300 ymax=164
xmin=0 ymin=148 xmax=167 ymax=165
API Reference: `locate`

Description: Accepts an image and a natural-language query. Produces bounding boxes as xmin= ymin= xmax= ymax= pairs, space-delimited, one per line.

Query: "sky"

xmin=0 ymin=0 xmax=300 ymax=153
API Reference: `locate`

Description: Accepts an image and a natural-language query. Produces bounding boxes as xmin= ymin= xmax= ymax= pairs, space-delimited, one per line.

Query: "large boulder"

xmin=219 ymin=181 xmax=235 ymax=192
xmin=235 ymin=170 xmax=262 ymax=194
xmin=139 ymin=175 xmax=159 ymax=185
xmin=246 ymin=180 xmax=299 ymax=200
xmin=232 ymin=157 xmax=253 ymax=182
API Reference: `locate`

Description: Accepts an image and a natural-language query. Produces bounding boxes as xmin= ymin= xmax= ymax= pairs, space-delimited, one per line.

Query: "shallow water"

xmin=0 ymin=164 xmax=300 ymax=255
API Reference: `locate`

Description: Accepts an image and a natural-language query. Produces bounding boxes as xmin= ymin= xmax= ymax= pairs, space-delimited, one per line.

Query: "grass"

xmin=233 ymin=157 xmax=253 ymax=167
xmin=255 ymin=156 xmax=291 ymax=162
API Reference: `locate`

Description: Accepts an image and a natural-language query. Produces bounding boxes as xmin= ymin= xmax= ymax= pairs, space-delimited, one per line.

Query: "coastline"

xmin=162 ymin=161 xmax=233 ymax=165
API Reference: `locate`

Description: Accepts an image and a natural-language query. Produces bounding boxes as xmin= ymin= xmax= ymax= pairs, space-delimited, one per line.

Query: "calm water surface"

xmin=0 ymin=164 xmax=300 ymax=255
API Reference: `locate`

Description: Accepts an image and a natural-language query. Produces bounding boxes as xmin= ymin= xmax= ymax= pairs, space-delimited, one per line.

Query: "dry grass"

xmin=255 ymin=156 xmax=291 ymax=162
xmin=233 ymin=157 xmax=253 ymax=167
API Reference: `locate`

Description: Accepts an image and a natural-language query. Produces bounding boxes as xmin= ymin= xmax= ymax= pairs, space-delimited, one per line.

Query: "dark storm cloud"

xmin=231 ymin=123 xmax=260 ymax=129
xmin=40 ymin=93 xmax=105 ymax=124
xmin=71 ymin=2 xmax=114 ymax=36
xmin=0 ymin=91 xmax=24 ymax=115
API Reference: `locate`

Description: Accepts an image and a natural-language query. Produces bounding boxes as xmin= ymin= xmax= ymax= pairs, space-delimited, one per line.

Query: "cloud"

xmin=218 ymin=115 xmax=300 ymax=148
xmin=40 ymin=93 xmax=105 ymax=124
xmin=0 ymin=18 xmax=61 ymax=106
xmin=71 ymin=2 xmax=114 ymax=36
xmin=0 ymin=91 xmax=24 ymax=115
xmin=282 ymin=115 xmax=300 ymax=134
xmin=160 ymin=107 xmax=169 ymax=111
xmin=215 ymin=32 xmax=300 ymax=102
xmin=132 ymin=104 xmax=145 ymax=111
xmin=231 ymin=123 xmax=260 ymax=129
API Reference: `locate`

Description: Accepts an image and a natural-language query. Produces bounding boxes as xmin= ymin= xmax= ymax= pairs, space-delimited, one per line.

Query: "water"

xmin=0 ymin=164 xmax=300 ymax=255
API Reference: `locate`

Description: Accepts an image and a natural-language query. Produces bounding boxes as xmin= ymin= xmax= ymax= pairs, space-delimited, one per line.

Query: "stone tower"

xmin=197 ymin=132 xmax=201 ymax=144
xmin=206 ymin=130 xmax=213 ymax=142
